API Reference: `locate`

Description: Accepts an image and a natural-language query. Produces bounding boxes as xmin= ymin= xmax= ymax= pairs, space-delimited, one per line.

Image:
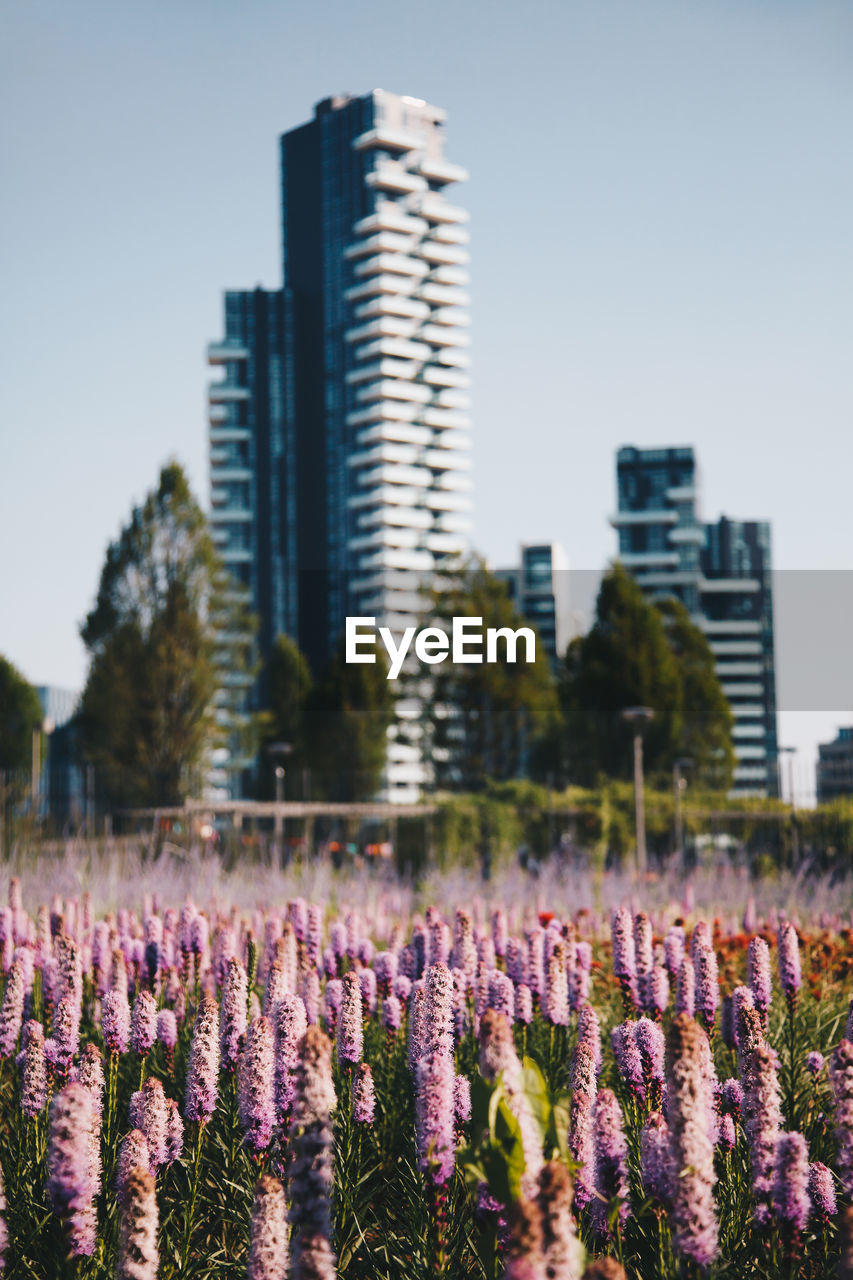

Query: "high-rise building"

xmin=817 ymin=727 xmax=853 ymax=802
xmin=208 ymin=91 xmax=472 ymax=799
xmin=496 ymin=544 xmax=573 ymax=668
xmin=612 ymin=446 xmax=779 ymax=796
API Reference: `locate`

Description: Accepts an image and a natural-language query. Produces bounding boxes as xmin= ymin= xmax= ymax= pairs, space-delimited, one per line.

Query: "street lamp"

xmin=778 ymin=746 xmax=798 ymax=865
xmin=673 ymin=757 xmax=692 ymax=868
xmin=622 ymin=707 xmax=655 ymax=874
xmin=267 ymin=742 xmax=293 ymax=850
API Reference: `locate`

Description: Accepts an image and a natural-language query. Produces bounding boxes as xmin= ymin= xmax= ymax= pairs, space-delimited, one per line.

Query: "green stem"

xmin=181 ymin=1121 xmax=205 ymax=1273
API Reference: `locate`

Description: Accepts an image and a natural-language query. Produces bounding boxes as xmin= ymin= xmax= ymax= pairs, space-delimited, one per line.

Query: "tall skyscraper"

xmin=496 ymin=544 xmax=573 ymax=669
xmin=208 ymin=91 xmax=472 ymax=799
xmin=612 ymin=446 xmax=779 ymax=796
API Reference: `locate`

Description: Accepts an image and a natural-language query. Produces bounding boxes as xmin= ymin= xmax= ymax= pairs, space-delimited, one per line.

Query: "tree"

xmin=0 ymin=656 xmax=42 ymax=772
xmin=301 ymin=644 xmax=394 ymax=801
xmin=559 ymin=565 xmax=683 ymax=784
xmin=559 ymin=565 xmax=735 ymax=787
xmin=425 ymin=560 xmax=559 ymax=790
xmin=258 ymin=634 xmax=313 ymax=798
xmin=78 ymin=462 xmax=254 ymax=808
xmin=656 ymin=596 xmax=735 ymax=788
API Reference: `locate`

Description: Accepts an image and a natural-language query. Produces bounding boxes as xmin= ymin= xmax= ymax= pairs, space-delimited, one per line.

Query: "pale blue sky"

xmin=2 ymin=0 xmax=851 ymax=800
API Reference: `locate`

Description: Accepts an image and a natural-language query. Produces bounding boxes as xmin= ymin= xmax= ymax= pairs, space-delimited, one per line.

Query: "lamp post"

xmin=267 ymin=742 xmax=293 ymax=848
xmin=622 ymin=707 xmax=654 ymax=875
xmin=673 ymin=756 xmax=692 ymax=869
xmin=778 ymin=745 xmax=798 ymax=866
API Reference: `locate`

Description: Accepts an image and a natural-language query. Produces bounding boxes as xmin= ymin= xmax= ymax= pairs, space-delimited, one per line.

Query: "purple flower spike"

xmin=287 ymin=1026 xmax=337 ymax=1280
xmin=129 ymin=1077 xmax=170 ymax=1168
xmin=777 ymin=922 xmax=802 ymax=1003
xmin=424 ymin=961 xmax=454 ymax=1058
xmin=415 ymin=1049 xmax=456 ymax=1186
xmin=238 ymin=1016 xmax=276 ymax=1152
xmin=591 ymin=1087 xmax=631 ymax=1238
xmin=184 ymin=994 xmax=220 ymax=1124
xmin=220 ymin=957 xmax=248 ymax=1072
xmin=274 ymin=993 xmax=308 ymax=1121
xmin=772 ymin=1132 xmax=810 ymax=1235
xmin=747 ymin=937 xmax=772 ymax=1017
xmin=806 ymin=1050 xmax=824 ymax=1077
xmin=116 ymin=1166 xmax=158 ymax=1280
xmin=646 ymin=965 xmax=670 ymax=1018
xmin=454 ymin=1074 xmax=472 ymax=1124
xmin=46 ymin=1083 xmax=100 ymax=1257
xmin=351 ymin=1062 xmax=376 ymax=1123
xmin=381 ymin=994 xmax=402 ymax=1034
xmin=157 ymin=1009 xmax=178 ymax=1052
xmin=131 ymin=990 xmax=158 ymax=1057
xmin=718 ymin=1113 xmax=736 ymax=1152
xmin=20 ymin=1019 xmax=48 ymax=1117
xmin=640 ymin=1111 xmax=672 ymax=1204
xmin=830 ymin=1039 xmax=853 ymax=1195
xmin=610 ymin=908 xmax=637 ymax=1010
xmin=808 ymin=1161 xmax=837 ymax=1223
xmin=0 ymin=961 xmax=25 ymax=1057
xmin=116 ymin=1129 xmax=151 ymax=1193
xmin=337 ymin=970 xmax=364 ymax=1067
xmin=247 ymin=1175 xmax=288 ymax=1280
xmin=666 ymin=1015 xmax=718 ymax=1267
xmin=611 ymin=1022 xmax=645 ymax=1103
xmin=741 ymin=1038 xmax=783 ymax=1223
xmin=102 ymin=987 xmax=131 ymax=1055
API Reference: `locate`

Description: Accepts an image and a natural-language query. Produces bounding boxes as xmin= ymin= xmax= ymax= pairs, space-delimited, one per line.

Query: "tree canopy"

xmin=78 ymin=462 xmax=254 ymax=807
xmin=558 ymin=565 xmax=734 ymax=787
xmin=0 ymin=656 xmax=43 ymax=773
xmin=300 ymin=642 xmax=394 ymax=801
xmin=424 ymin=561 xmax=559 ymax=790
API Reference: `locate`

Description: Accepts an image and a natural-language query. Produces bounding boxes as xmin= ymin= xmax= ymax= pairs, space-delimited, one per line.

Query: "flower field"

xmin=2 ymin=852 xmax=853 ymax=1278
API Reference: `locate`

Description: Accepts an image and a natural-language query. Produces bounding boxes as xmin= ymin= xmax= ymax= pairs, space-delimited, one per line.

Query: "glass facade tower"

xmin=208 ymin=92 xmax=472 ymax=799
xmin=612 ymin=446 xmax=779 ymax=797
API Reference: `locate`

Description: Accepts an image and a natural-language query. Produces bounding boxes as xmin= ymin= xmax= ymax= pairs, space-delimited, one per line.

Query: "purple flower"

xmin=381 ymin=993 xmax=402 ymax=1034
xmin=731 ymin=986 xmax=755 ymax=1051
xmin=772 ymin=1132 xmax=810 ymax=1235
xmin=116 ymin=1166 xmax=158 ymax=1280
xmin=219 ymin=957 xmax=248 ymax=1072
xmin=808 ymin=1161 xmax=837 ymax=1223
xmin=591 ymin=1087 xmax=631 ymax=1238
xmin=777 ymin=921 xmax=802 ymax=1003
xmin=635 ymin=1017 xmax=665 ymax=1094
xmin=806 ymin=1050 xmax=825 ymax=1077
xmin=577 ymin=1003 xmax=602 ymax=1075
xmin=747 ymin=936 xmax=772 ymax=1017
xmin=424 ymin=961 xmax=455 ymax=1058
xmin=165 ymin=1099 xmax=184 ymax=1163
xmin=506 ymin=937 xmax=524 ymax=985
xmin=323 ymin=977 xmax=343 ymax=1035
xmin=693 ymin=942 xmax=719 ymax=1032
xmin=741 ymin=1038 xmax=783 ymax=1223
xmin=640 ymin=1111 xmax=673 ymax=1203
xmin=238 ymin=1016 xmax=276 ymax=1152
xmin=610 ymin=908 xmax=637 ymax=1009
xmin=666 ymin=1015 xmax=718 ymax=1267
xmin=452 ymin=908 xmax=478 ymax=978
xmin=491 ymin=907 xmax=508 ymax=959
xmin=337 ymin=970 xmax=363 ymax=1067
xmin=537 ymin=1159 xmax=584 ymax=1280
xmin=0 ymin=961 xmax=25 ymax=1057
xmin=488 ymin=970 xmax=515 ymax=1021
xmin=454 ymin=1074 xmax=472 ymax=1124
xmin=20 ymin=1018 xmax=48 ymax=1117
xmin=117 ymin=1131 xmax=151 ymax=1193
xmin=102 ymin=987 xmax=131 ymax=1055
xmin=718 ymin=1113 xmax=736 ymax=1153
xmin=515 ymin=983 xmax=533 ymax=1026
xmin=131 ymin=990 xmax=158 ymax=1057
xmin=633 ymin=912 xmax=653 ymax=986
xmin=720 ymin=1077 xmax=744 ymax=1122
xmin=611 ymin=1022 xmax=645 ymax=1103
xmin=415 ymin=1049 xmax=456 ymax=1186
xmin=247 ymin=1175 xmax=288 ymax=1280
xmin=287 ymin=1027 xmax=337 ymax=1280
xmin=663 ymin=925 xmax=685 ymax=979
xmin=373 ymin=950 xmax=397 ymax=996
xmin=351 ymin=1062 xmax=376 ymax=1123
xmin=184 ymin=994 xmax=220 ymax=1124
xmin=47 ymin=995 xmax=80 ymax=1077
xmin=544 ymin=942 xmax=569 ymax=1026
xmin=645 ymin=965 xmax=670 ymax=1019
xmin=830 ymin=1038 xmax=853 ymax=1195
xmin=46 ymin=1082 xmax=100 ymax=1257
xmin=157 ymin=1008 xmax=178 ymax=1052
xmin=274 ymin=994 xmax=307 ymax=1120
xmin=129 ymin=1077 xmax=170 ymax=1168
xmin=76 ymin=1043 xmax=105 ymax=1121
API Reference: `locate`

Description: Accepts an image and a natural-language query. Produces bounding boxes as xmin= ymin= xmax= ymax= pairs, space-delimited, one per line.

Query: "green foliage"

xmin=256 ymin=634 xmax=314 ymax=797
xmin=0 ymin=655 xmax=42 ymax=771
xmin=78 ymin=462 xmax=255 ymax=807
xmin=425 ymin=560 xmax=560 ymax=790
xmin=301 ymin=643 xmax=395 ymax=801
xmin=559 ymin=565 xmax=734 ymax=787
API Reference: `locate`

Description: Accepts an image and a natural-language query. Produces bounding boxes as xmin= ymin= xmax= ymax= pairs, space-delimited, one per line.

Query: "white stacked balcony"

xmin=347 ymin=401 xmax=419 ymax=428
xmin=422 ymin=407 xmax=471 ymax=429
xmin=420 ymin=241 xmax=470 ymax=267
xmin=357 ymin=463 xmax=433 ymax=489
xmin=418 ymin=156 xmax=469 ymax=185
xmin=420 ymin=325 xmax=470 ymax=348
xmin=345 ymin=274 xmax=419 ymax=302
xmin=354 ymin=204 xmax=428 ymax=236
xmin=412 ymin=192 xmax=469 ymax=223
xmin=423 ymin=450 xmax=471 ymax=472
xmin=344 ymin=231 xmax=415 ymax=260
xmin=356 ymin=422 xmax=432 ymax=447
xmin=354 ymin=125 xmax=422 ymax=152
xmin=208 ymin=342 xmax=249 ymax=364
xmin=348 ymin=442 xmax=420 ymax=470
xmin=426 ymin=531 xmax=468 ymax=553
xmin=366 ymin=161 xmax=427 ymax=194
xmin=353 ymin=253 xmax=428 ymax=279
xmin=346 ymin=358 xmax=418 ymax=384
xmin=421 ymin=365 xmax=470 ymax=388
xmin=345 ymin=315 xmax=418 ymax=344
xmin=354 ymin=295 xmax=429 ymax=321
xmin=357 ymin=506 xmax=432 ymax=530
xmin=419 ymin=282 xmax=471 ymax=306
xmin=209 ymin=384 xmax=250 ymax=402
xmin=435 ymin=388 xmax=471 ymax=408
xmin=354 ymin=337 xmax=431 ymax=362
xmin=429 ymin=264 xmax=470 ymax=286
xmin=356 ymin=379 xmax=431 ymax=405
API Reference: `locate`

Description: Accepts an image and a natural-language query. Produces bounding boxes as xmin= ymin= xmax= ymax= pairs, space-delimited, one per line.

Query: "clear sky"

xmin=2 ymin=0 xmax=851 ymax=802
